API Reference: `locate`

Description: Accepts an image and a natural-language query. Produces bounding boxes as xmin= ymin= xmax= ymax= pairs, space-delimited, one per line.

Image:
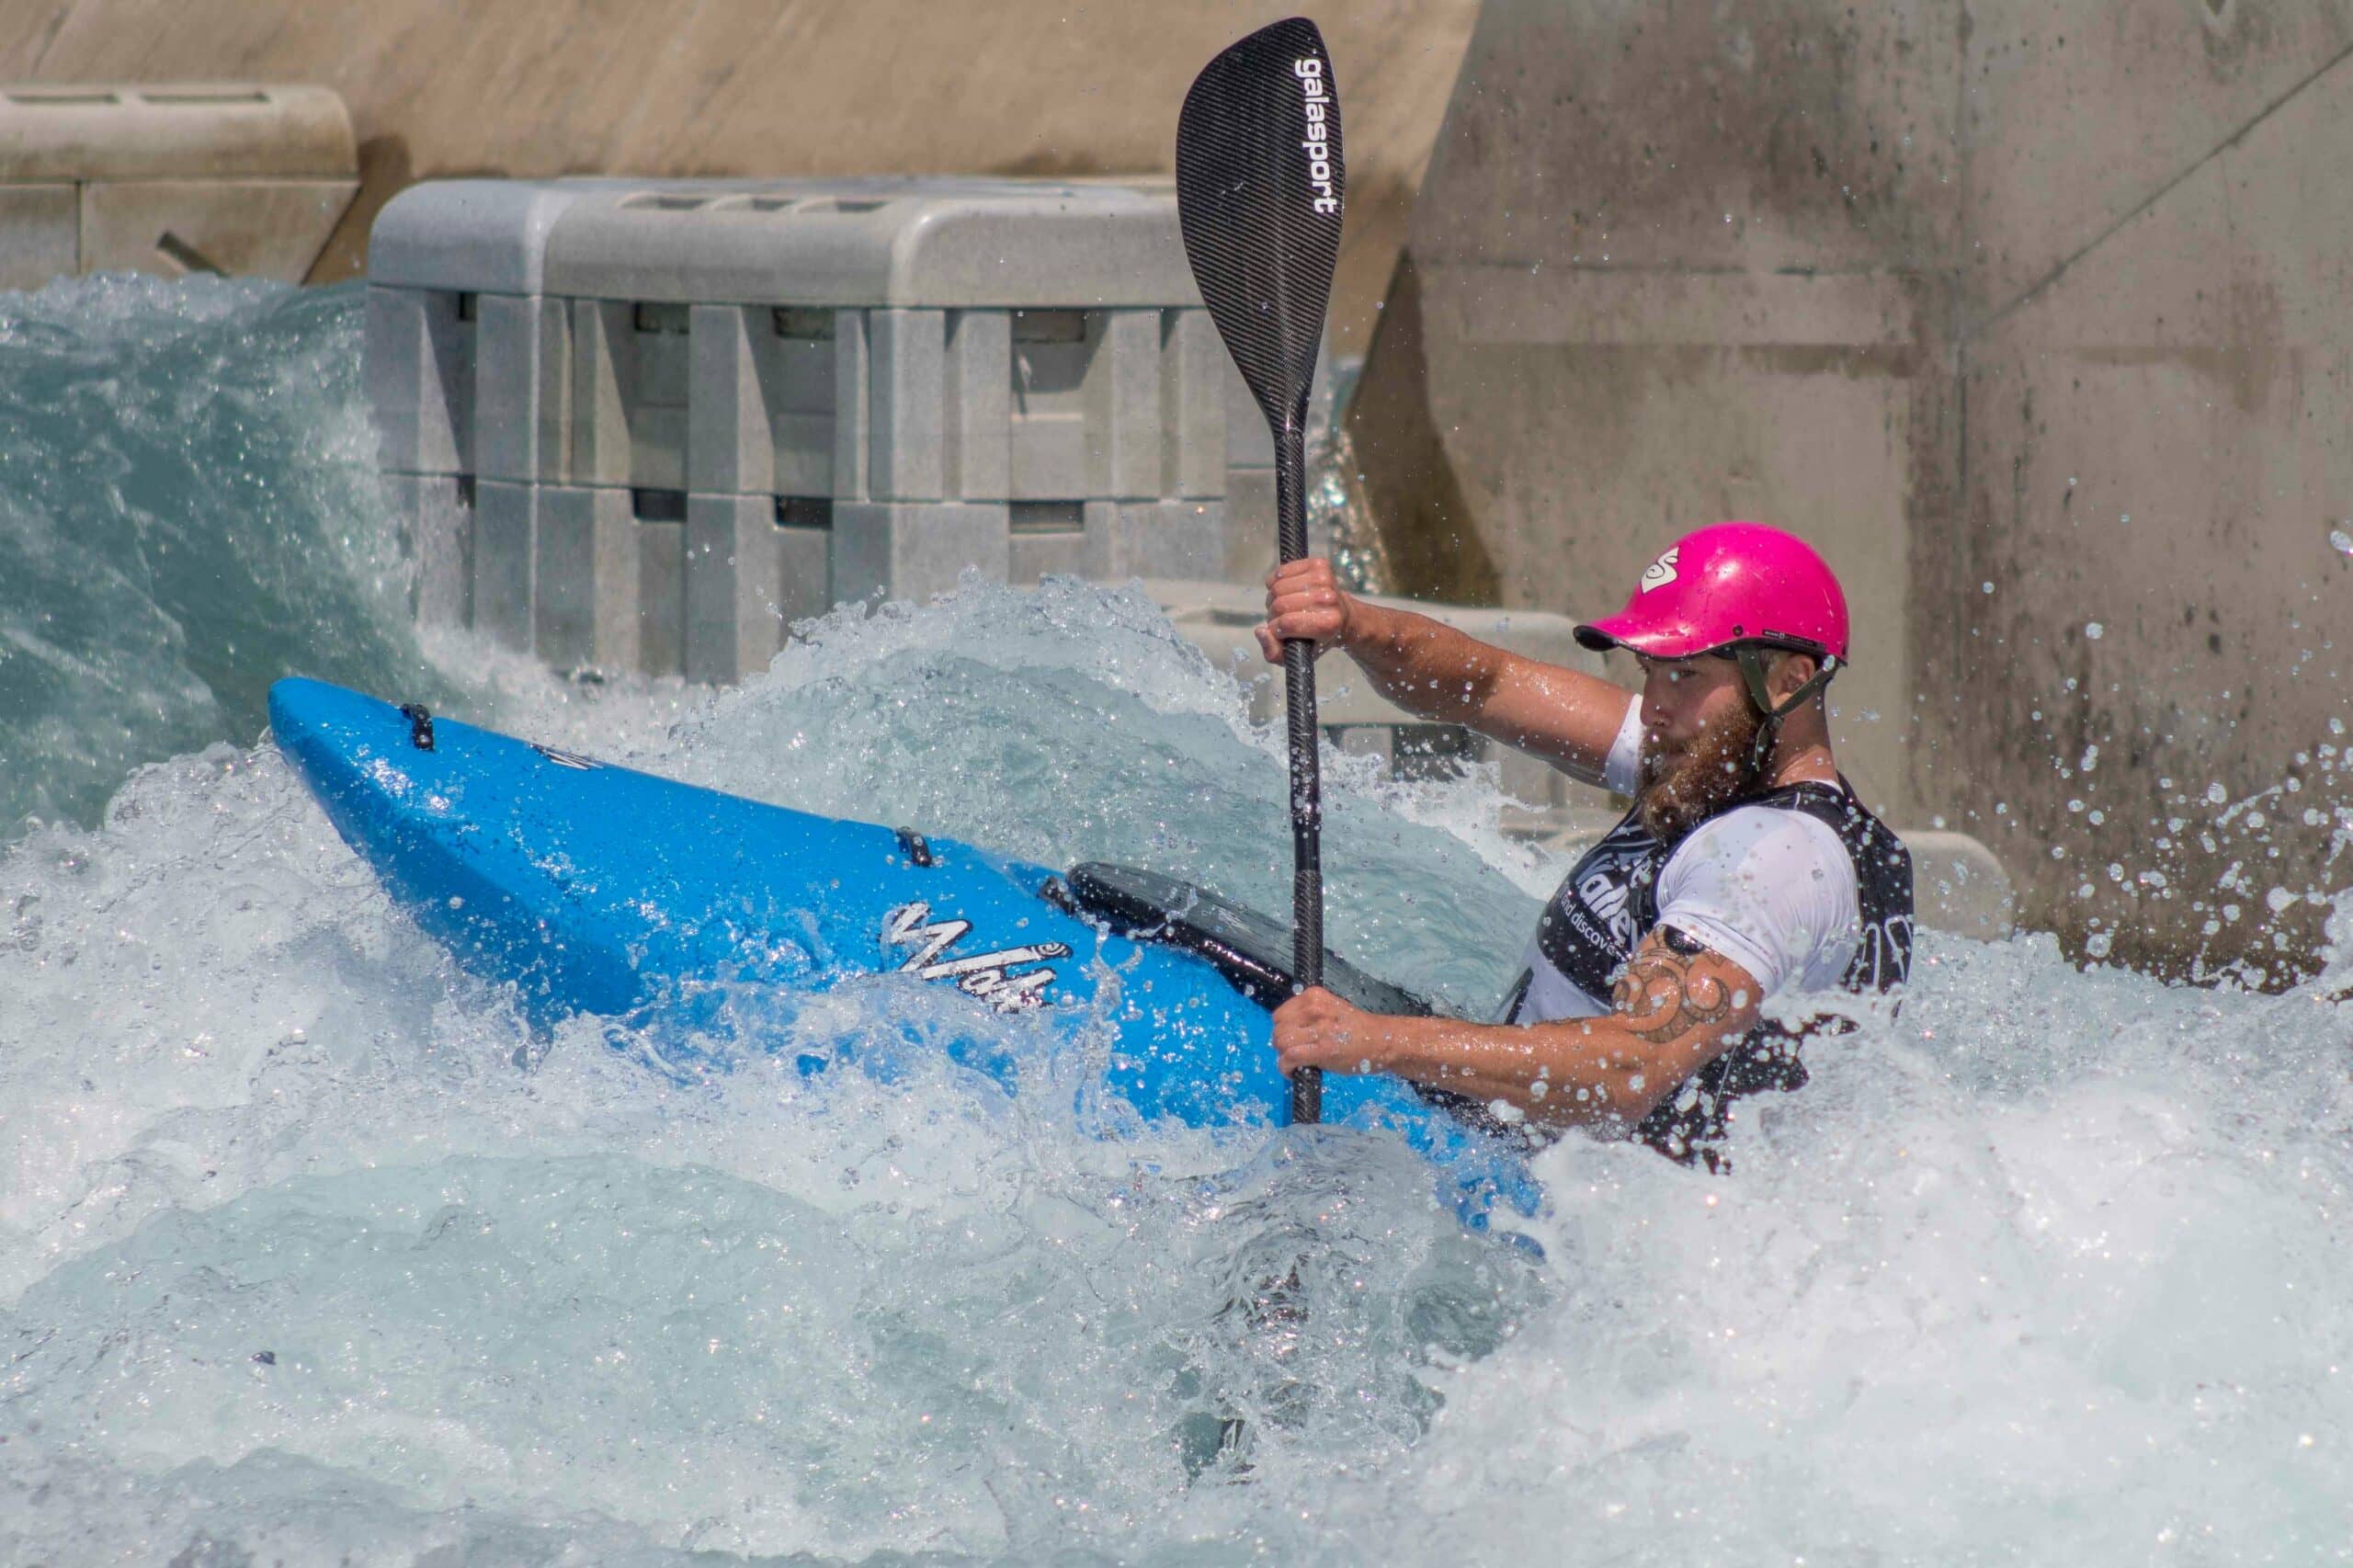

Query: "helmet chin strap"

xmin=1731 ymin=646 xmax=1839 ymax=785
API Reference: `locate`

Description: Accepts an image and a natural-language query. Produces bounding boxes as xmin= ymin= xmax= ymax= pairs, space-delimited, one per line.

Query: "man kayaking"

xmin=1257 ymin=522 xmax=1914 ymax=1168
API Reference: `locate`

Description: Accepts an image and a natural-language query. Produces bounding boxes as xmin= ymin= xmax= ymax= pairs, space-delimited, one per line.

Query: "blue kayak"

xmin=268 ymin=677 xmax=1536 ymax=1218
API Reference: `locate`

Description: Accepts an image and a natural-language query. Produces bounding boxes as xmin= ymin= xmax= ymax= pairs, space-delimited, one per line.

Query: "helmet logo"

xmin=1639 ymin=545 xmax=1680 ymax=594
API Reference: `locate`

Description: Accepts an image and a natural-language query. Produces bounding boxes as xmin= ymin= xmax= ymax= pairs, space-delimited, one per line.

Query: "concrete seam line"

xmin=1974 ymin=34 xmax=2353 ymax=335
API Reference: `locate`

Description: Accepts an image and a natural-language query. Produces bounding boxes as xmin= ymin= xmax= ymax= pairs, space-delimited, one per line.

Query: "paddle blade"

xmin=1175 ymin=15 xmax=1345 ymax=439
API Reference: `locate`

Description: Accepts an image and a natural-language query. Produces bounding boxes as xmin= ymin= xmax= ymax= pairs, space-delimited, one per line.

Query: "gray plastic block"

xmin=569 ymin=298 xmax=687 ymax=492
xmin=474 ymin=292 xmax=569 ymax=483
xmin=1222 ymin=357 xmax=1272 ymax=470
xmin=1331 ymin=726 xmax=1393 ymax=767
xmin=638 ymin=517 xmax=686 ymax=677
xmin=0 ymin=184 xmax=77 ymax=291
xmin=366 ymin=285 xmax=472 ymax=475
xmin=536 ymin=178 xmax=1200 ymax=307
xmin=472 ymin=481 xmax=537 ymax=651
xmin=832 ymin=309 xmax=870 ymax=501
xmin=770 ymin=309 xmax=839 ymax=497
xmin=688 ymin=304 xmax=773 ymax=496
xmin=1163 ymin=309 xmax=1225 ymax=498
xmin=946 ymin=310 xmax=1010 ymax=500
xmin=1088 ymin=308 xmax=1163 ymax=499
xmin=1009 ymin=310 xmax=1092 ymax=501
xmin=1083 ymin=500 xmax=1228 ymax=581
xmin=570 ymin=299 xmax=629 ymax=485
xmin=534 ymin=485 xmax=638 ymax=673
xmin=832 ymin=501 xmax=1008 ymax=604
xmin=381 ymin=472 xmax=473 ymax=627
xmin=369 ymin=178 xmax=618 ymax=293
xmin=1220 ymin=467 xmax=1277 ymax=583
xmin=685 ymin=493 xmax=781 ymax=683
xmin=870 ymin=309 xmax=946 ymax=501
xmin=776 ymin=518 xmax=830 ymax=627
xmin=1008 ymin=536 xmax=1088 ymax=583
xmin=1906 ymin=831 xmax=2017 ymax=938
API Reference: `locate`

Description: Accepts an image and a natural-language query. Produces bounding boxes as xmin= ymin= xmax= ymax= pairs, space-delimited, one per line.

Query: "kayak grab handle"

xmin=397 ymin=702 xmax=437 ymax=753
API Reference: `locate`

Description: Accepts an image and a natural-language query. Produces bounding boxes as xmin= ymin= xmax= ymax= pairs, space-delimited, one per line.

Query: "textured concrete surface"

xmin=1349 ymin=0 xmax=2353 ymax=981
xmin=0 ymin=0 xmax=1480 ymax=353
xmin=0 ymin=84 xmax=357 ymax=284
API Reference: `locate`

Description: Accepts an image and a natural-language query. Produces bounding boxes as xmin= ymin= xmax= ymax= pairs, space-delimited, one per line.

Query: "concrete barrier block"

xmin=870 ymin=309 xmax=946 ymax=500
xmin=366 ymin=285 xmax=472 ymax=476
xmin=1009 ymin=500 xmax=1089 ymax=583
xmin=946 ymin=309 xmax=1011 ymax=499
xmin=832 ymin=501 xmax=1008 ymax=603
xmin=568 ymin=298 xmax=687 ymax=492
xmin=380 ymin=472 xmax=473 ymax=627
xmin=533 ymin=485 xmax=638 ymax=673
xmin=1087 ymin=308 xmax=1163 ymax=498
xmin=472 ymin=480 xmax=537 ymax=652
xmin=0 ymin=184 xmax=77 ymax=290
xmin=637 ymin=517 xmax=686 ymax=678
xmin=832 ymin=308 xmax=870 ymax=501
xmin=1497 ymin=745 xmax=1576 ymax=812
xmin=1009 ymin=308 xmax=1093 ymax=500
xmin=1222 ymin=466 xmax=1277 ymax=583
xmin=536 ymin=178 xmax=1197 ymax=308
xmin=769 ymin=307 xmax=838 ymax=496
xmin=369 ymin=178 xmax=613 ymax=294
xmin=1084 ymin=499 xmax=1227 ymax=581
xmin=775 ymin=509 xmax=832 ymax=627
xmin=473 ymin=292 xmax=569 ymax=483
xmin=1906 ymin=830 xmax=2016 ymax=940
xmin=1164 ymin=308 xmax=1225 ymax=498
xmin=688 ymin=303 xmax=774 ymax=496
xmin=1223 ymin=357 xmax=1273 ymax=469
xmin=0 ymin=84 xmax=354 ymax=182
xmin=685 ymin=493 xmax=782 ymax=683
xmin=569 ymin=299 xmax=629 ymax=484
xmin=80 ymin=178 xmax=356 ymax=281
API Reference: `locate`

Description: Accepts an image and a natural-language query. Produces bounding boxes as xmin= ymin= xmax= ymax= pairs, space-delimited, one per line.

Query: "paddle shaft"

xmin=1170 ymin=15 xmax=1345 ymax=1125
xmin=1275 ymin=430 xmax=1324 ymax=1125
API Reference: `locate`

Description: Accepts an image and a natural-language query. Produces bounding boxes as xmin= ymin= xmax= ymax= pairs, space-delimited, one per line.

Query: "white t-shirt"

xmin=1514 ymin=698 xmax=1862 ymax=1021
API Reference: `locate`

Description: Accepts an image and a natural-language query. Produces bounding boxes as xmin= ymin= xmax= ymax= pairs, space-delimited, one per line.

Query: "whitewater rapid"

xmin=2 ymin=278 xmax=2350 ymax=1564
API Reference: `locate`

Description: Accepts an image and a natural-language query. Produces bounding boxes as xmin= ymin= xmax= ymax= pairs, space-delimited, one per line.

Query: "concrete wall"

xmin=1350 ymin=0 xmax=2353 ymax=982
xmin=0 ymin=0 xmax=1480 ymax=356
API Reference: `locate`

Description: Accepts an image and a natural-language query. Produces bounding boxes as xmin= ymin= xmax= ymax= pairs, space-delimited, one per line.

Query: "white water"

xmin=3 ymin=278 xmax=2351 ymax=1564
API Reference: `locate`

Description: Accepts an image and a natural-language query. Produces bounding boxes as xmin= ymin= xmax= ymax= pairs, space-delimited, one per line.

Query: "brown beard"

xmin=1636 ymin=699 xmax=1764 ymax=844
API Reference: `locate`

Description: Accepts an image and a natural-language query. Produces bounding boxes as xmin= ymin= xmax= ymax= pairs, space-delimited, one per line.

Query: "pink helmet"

xmin=1574 ymin=521 xmax=1850 ymax=663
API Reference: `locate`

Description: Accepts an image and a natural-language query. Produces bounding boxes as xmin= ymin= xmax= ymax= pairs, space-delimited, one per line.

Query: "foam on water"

xmin=3 ymin=278 xmax=2352 ymax=1565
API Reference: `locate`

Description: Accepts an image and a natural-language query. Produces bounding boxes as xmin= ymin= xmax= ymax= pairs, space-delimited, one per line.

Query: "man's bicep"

xmin=1608 ymin=926 xmax=1767 ymax=1092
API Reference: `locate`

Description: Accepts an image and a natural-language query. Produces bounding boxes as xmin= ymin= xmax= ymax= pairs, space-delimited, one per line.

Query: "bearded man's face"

xmin=1633 ymin=655 xmax=1761 ymax=843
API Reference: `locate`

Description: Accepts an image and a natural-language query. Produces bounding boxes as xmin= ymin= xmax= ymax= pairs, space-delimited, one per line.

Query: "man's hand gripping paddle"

xmin=1176 ymin=16 xmax=1345 ymax=1125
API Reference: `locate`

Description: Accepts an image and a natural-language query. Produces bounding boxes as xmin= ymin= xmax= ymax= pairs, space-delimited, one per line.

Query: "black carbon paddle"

xmin=1176 ymin=16 xmax=1345 ymax=1125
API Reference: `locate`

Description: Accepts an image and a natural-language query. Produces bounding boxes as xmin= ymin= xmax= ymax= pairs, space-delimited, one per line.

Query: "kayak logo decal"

xmin=1639 ymin=546 xmax=1679 ymax=594
xmin=882 ymin=903 xmax=1072 ymax=1012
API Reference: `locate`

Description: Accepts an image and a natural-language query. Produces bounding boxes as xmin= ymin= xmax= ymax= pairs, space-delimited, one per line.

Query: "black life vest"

xmin=1503 ymin=779 xmax=1915 ymax=1170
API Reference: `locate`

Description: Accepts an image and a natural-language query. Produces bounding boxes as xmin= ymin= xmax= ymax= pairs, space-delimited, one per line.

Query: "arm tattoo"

xmin=1611 ymin=942 xmax=1737 ymax=1046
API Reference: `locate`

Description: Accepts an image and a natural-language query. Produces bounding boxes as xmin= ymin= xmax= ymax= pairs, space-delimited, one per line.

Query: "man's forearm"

xmin=1336 ymin=598 xmax=1508 ymax=725
xmin=1357 ymin=1012 xmax=1673 ymax=1131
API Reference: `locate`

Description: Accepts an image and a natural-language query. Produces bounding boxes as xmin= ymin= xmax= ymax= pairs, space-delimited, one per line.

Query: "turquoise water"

xmin=3 ymin=278 xmax=2352 ymax=1564
xmin=0 ymin=278 xmax=448 ymax=835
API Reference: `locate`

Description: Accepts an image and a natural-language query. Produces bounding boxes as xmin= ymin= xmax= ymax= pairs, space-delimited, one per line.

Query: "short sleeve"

xmin=1600 ymin=697 xmax=1643 ymax=797
xmin=1653 ymin=807 xmax=1860 ymax=999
